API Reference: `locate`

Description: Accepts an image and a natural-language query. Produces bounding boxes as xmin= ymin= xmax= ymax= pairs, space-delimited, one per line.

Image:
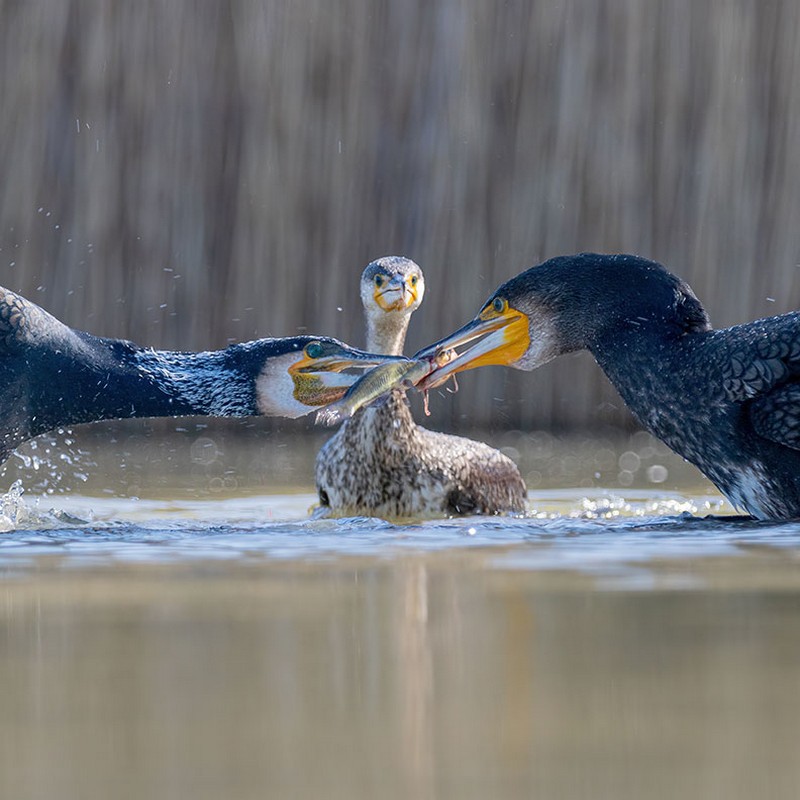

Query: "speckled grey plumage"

xmin=316 ymin=390 xmax=526 ymax=516
xmin=315 ymin=256 xmax=527 ymax=517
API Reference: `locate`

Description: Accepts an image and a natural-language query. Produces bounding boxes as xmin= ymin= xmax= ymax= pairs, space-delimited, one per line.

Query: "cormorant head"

xmin=360 ymin=256 xmax=425 ymax=354
xmin=415 ymin=253 xmax=711 ymax=387
xmin=254 ymin=336 xmax=407 ymax=418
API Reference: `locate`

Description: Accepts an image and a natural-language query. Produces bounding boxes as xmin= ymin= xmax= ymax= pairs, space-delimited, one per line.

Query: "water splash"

xmin=0 ymin=480 xmax=28 ymax=531
xmin=0 ymin=430 xmax=95 ymax=496
xmin=0 ymin=480 xmax=90 ymax=532
xmin=524 ymin=489 xmax=728 ymax=520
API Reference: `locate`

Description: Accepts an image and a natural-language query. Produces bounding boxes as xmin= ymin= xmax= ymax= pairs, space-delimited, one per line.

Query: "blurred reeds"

xmin=2 ymin=0 xmax=800 ymax=430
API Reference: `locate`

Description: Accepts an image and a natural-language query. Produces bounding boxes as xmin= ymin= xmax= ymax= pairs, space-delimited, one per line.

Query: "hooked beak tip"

xmin=414 ymin=309 xmax=531 ymax=386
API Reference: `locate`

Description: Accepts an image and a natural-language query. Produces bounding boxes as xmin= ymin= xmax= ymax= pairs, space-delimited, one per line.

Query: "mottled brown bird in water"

xmin=314 ymin=256 xmax=527 ymax=518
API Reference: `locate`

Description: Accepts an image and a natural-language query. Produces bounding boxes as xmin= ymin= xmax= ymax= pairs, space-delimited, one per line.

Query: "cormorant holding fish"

xmin=314 ymin=257 xmax=527 ymax=517
xmin=0 ymin=285 xmax=402 ymax=464
xmin=408 ymin=253 xmax=800 ymax=520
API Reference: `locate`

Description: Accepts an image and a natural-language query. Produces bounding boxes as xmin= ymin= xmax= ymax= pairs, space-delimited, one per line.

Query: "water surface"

xmin=2 ymin=430 xmax=800 ymax=800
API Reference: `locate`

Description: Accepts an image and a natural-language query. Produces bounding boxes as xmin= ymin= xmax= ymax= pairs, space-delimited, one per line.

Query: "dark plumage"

xmin=315 ymin=257 xmax=527 ymax=518
xmin=0 ymin=286 xmax=396 ymax=464
xmin=417 ymin=253 xmax=800 ymax=520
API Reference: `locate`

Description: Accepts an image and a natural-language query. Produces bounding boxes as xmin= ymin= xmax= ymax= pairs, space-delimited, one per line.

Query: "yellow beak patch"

xmin=373 ymin=275 xmax=419 ymax=311
xmin=465 ymin=305 xmax=531 ymax=369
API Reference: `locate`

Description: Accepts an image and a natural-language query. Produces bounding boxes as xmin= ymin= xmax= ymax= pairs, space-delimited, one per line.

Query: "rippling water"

xmin=3 ymin=478 xmax=800 ymax=595
xmin=0 ymin=424 xmax=759 ymax=580
xmin=0 ymin=482 xmax=773 ymax=581
xmin=3 ymin=433 xmax=800 ymax=800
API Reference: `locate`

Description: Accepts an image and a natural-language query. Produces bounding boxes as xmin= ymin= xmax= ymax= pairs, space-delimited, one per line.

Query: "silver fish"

xmin=316 ymin=358 xmax=434 ymax=426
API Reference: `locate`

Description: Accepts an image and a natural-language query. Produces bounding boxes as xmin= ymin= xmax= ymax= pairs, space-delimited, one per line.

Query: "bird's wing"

xmin=0 ymin=287 xmax=32 ymax=352
xmin=721 ymin=319 xmax=800 ymax=451
xmin=721 ymin=332 xmax=797 ymax=401
xmin=0 ymin=286 xmax=85 ymax=356
xmin=749 ymin=383 xmax=800 ymax=450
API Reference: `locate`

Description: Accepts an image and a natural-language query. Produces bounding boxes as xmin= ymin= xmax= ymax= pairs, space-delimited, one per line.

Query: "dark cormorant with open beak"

xmin=0 ymin=286 xmax=403 ymax=464
xmin=413 ymin=253 xmax=800 ymax=520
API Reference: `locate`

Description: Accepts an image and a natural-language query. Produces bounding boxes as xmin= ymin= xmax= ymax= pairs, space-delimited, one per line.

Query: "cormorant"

xmin=414 ymin=252 xmax=800 ymax=520
xmin=0 ymin=285 xmax=402 ymax=464
xmin=314 ymin=256 xmax=527 ymax=517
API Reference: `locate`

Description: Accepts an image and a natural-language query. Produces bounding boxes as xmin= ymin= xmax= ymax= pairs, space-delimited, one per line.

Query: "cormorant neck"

xmin=0 ymin=333 xmax=260 ymax=461
xmin=365 ymin=313 xmax=410 ymax=356
xmin=56 ymin=337 xmax=260 ymax=422
xmin=588 ymin=322 xmax=705 ymax=432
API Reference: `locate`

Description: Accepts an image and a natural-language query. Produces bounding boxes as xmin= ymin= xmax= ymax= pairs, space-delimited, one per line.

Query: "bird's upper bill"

xmin=374 ymin=272 xmax=420 ymax=312
xmin=414 ymin=299 xmax=531 ymax=389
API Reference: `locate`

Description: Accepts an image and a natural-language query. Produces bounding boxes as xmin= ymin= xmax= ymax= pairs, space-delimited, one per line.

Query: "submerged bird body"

xmin=0 ymin=286 xmax=396 ymax=463
xmin=316 ymin=390 xmax=527 ymax=516
xmin=417 ymin=253 xmax=800 ymax=520
xmin=315 ymin=257 xmax=526 ymax=517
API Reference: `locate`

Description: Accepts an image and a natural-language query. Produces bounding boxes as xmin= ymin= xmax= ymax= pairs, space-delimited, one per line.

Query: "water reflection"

xmin=2 ymin=548 xmax=800 ymax=799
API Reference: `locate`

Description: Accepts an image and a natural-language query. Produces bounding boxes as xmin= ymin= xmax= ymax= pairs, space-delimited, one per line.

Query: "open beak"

xmin=413 ymin=306 xmax=530 ymax=389
xmin=289 ymin=346 xmax=409 ymax=407
xmin=375 ymin=275 xmax=417 ymax=311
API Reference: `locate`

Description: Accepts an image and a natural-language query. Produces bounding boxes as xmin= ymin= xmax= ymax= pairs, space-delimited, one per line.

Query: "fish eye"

xmin=374 ymin=275 xmax=385 ymax=288
xmin=305 ymin=342 xmax=324 ymax=359
xmin=492 ymin=297 xmax=506 ymax=314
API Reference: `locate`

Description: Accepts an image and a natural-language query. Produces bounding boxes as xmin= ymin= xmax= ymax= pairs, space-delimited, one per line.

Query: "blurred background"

xmin=2 ymin=0 xmax=800 ymax=434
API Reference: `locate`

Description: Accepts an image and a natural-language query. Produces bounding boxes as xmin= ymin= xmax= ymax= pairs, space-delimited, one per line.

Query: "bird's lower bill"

xmin=290 ymin=372 xmax=358 ymax=407
xmin=416 ymin=309 xmax=530 ymax=389
xmin=288 ymin=351 xmax=409 ymax=407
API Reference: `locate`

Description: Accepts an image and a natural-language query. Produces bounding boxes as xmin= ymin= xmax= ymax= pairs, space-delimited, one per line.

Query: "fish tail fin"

xmin=316 ymin=404 xmax=348 ymax=427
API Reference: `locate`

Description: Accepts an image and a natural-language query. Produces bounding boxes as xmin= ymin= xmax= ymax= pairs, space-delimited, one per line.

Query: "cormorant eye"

xmin=492 ymin=297 xmax=506 ymax=314
xmin=374 ymin=275 xmax=384 ymax=288
xmin=305 ymin=342 xmax=324 ymax=359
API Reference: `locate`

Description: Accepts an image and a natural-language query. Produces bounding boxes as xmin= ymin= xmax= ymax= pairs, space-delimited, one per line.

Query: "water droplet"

xmin=646 ymin=464 xmax=669 ymax=483
xmin=617 ymin=470 xmax=635 ymax=487
xmin=618 ymin=451 xmax=641 ymax=472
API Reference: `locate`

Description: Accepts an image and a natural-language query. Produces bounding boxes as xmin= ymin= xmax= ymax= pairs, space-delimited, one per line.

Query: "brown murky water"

xmin=1 ymin=430 xmax=800 ymax=799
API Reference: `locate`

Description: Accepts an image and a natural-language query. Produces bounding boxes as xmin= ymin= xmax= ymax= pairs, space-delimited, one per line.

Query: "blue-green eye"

xmin=374 ymin=275 xmax=384 ymax=287
xmin=410 ymin=275 xmax=418 ymax=286
xmin=306 ymin=342 xmax=324 ymax=359
xmin=493 ymin=297 xmax=505 ymax=313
